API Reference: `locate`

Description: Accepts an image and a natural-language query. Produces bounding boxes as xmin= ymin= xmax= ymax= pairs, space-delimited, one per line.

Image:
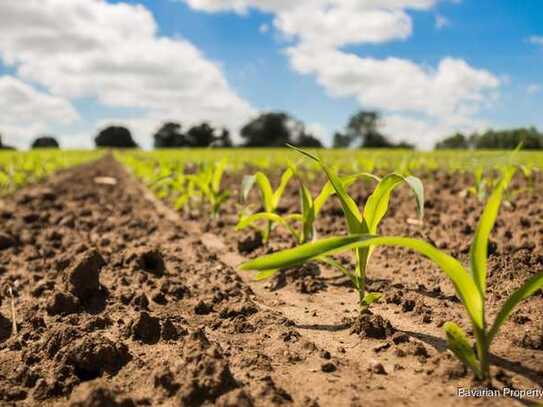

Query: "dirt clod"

xmin=65 ymin=250 xmax=105 ymax=300
xmin=131 ymin=312 xmax=161 ymax=344
xmin=351 ymin=313 xmax=396 ymax=339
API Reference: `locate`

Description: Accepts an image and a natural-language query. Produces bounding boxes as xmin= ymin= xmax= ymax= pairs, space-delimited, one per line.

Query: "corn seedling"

xmin=241 ymin=163 xmax=543 ymax=381
xmin=237 ymin=166 xmax=295 ymax=242
xmin=188 ymin=159 xmax=229 ymax=217
xmin=243 ymin=145 xmax=424 ymax=309
xmin=297 ymin=173 xmax=377 ymax=244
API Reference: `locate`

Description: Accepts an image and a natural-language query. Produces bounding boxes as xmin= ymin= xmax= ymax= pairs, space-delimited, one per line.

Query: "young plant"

xmin=243 ymin=145 xmax=424 ymax=309
xmin=237 ymin=166 xmax=295 ymax=242
xmin=237 ymin=173 xmax=363 ymax=245
xmin=190 ymin=159 xmax=230 ymax=217
xmin=241 ymin=164 xmax=543 ymax=382
xmin=297 ymin=173 xmax=376 ymax=244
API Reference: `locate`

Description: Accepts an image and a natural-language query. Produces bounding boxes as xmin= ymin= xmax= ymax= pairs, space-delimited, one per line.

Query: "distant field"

xmin=121 ymin=148 xmax=543 ymax=173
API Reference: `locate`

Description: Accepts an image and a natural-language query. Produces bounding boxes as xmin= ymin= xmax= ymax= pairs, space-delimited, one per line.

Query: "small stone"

xmin=321 ymin=362 xmax=336 ymax=373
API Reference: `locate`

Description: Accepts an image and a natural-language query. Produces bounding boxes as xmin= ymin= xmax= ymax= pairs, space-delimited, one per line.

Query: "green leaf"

xmin=300 ymin=185 xmax=315 ymax=243
xmin=241 ymin=175 xmax=256 ymax=202
xmin=313 ymin=181 xmax=336 ymax=215
xmin=240 ymin=234 xmax=483 ymax=329
xmin=364 ymin=174 xmax=424 ymax=234
xmin=255 ymin=269 xmax=279 ymax=281
xmin=236 ymin=212 xmax=301 ymax=242
xmin=272 ymin=167 xmax=294 ymax=209
xmin=405 ymin=175 xmax=425 ymax=221
xmin=362 ymin=292 xmax=382 ymax=306
xmin=313 ymin=173 xmax=378 ymax=216
xmin=469 ymin=166 xmax=516 ymax=296
xmin=211 ymin=159 xmax=227 ymax=193
xmin=487 ymin=271 xmax=543 ymax=344
xmin=443 ymin=322 xmax=482 ymax=379
xmin=288 ymin=145 xmax=362 ymax=232
xmin=254 ymin=172 xmax=275 ymax=212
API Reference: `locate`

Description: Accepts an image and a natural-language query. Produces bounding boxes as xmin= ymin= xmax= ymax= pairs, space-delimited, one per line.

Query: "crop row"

xmin=0 ymin=150 xmax=103 ymax=195
xmin=120 ymin=147 xmax=543 ymax=384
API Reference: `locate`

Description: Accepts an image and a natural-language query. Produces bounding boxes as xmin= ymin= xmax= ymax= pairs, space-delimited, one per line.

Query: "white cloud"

xmin=0 ymin=76 xmax=79 ymax=148
xmin=527 ymin=83 xmax=542 ymax=95
xmin=528 ymin=35 xmax=543 ymax=47
xmin=382 ymin=114 xmax=488 ymax=149
xmin=435 ymin=14 xmax=449 ymax=29
xmin=259 ymin=23 xmax=269 ymax=33
xmin=183 ymin=0 xmax=501 ymax=148
xmin=0 ymin=0 xmax=254 ymax=148
xmin=288 ymin=48 xmax=498 ymax=117
xmin=187 ymin=1 xmax=435 ymax=46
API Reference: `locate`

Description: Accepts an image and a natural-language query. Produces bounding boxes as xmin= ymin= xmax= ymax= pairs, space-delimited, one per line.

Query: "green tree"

xmin=435 ymin=133 xmax=470 ymax=149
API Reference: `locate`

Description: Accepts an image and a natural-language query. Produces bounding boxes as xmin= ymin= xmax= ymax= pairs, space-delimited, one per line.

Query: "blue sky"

xmin=0 ymin=0 xmax=542 ymax=149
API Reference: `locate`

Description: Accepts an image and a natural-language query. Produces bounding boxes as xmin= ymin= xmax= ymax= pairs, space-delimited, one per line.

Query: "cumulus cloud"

xmin=184 ymin=0 xmax=500 ymax=148
xmin=0 ymin=76 xmax=79 ymax=148
xmin=0 ymin=0 xmax=254 ymax=147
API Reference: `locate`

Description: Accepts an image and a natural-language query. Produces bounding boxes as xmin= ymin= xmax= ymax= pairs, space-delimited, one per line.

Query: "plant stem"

xmin=475 ymin=328 xmax=490 ymax=381
xmin=355 ymin=252 xmax=367 ymax=311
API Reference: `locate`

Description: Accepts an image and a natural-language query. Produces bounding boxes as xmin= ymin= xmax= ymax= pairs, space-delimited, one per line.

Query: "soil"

xmin=0 ymin=155 xmax=541 ymax=406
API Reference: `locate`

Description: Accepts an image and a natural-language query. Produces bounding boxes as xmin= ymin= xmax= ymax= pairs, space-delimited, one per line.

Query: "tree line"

xmin=1 ymin=110 xmax=542 ymax=150
xmin=434 ymin=127 xmax=543 ymax=150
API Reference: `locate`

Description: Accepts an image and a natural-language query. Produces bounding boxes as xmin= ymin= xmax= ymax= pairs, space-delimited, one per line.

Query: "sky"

xmin=0 ymin=0 xmax=542 ymax=150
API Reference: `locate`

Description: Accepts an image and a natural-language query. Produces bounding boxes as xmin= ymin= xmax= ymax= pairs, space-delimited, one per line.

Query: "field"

xmin=0 ymin=149 xmax=542 ymax=406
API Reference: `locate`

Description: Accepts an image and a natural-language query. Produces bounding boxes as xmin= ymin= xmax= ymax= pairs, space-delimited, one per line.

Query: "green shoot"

xmin=237 ymin=166 xmax=295 ymax=242
xmin=240 ymin=163 xmax=543 ymax=381
xmin=189 ymin=159 xmax=230 ymax=217
xmin=245 ymin=145 xmax=424 ymax=310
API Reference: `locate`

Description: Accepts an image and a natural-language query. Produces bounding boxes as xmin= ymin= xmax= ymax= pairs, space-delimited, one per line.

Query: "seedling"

xmin=237 ymin=166 xmax=295 ymax=242
xmin=243 ymin=145 xmax=424 ymax=309
xmin=241 ymin=164 xmax=543 ymax=381
xmin=189 ymin=159 xmax=230 ymax=217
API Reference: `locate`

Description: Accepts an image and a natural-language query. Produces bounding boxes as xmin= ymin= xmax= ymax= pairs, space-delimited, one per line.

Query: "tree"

xmin=336 ymin=110 xmax=412 ymax=149
xmin=346 ymin=111 xmax=394 ymax=148
xmin=213 ymin=129 xmax=233 ymax=147
xmin=240 ymin=112 xmax=323 ymax=148
xmin=186 ymin=123 xmax=216 ymax=147
xmin=435 ymin=133 xmax=470 ymax=149
xmin=333 ymin=132 xmax=352 ymax=148
xmin=32 ymin=136 xmax=60 ymax=149
xmin=474 ymin=127 xmax=543 ymax=150
xmin=362 ymin=131 xmax=394 ymax=148
xmin=153 ymin=122 xmax=187 ymax=148
xmin=296 ymin=133 xmax=323 ymax=148
xmin=95 ymin=126 xmax=138 ymax=148
xmin=0 ymin=134 xmax=15 ymax=150
xmin=240 ymin=112 xmax=293 ymax=147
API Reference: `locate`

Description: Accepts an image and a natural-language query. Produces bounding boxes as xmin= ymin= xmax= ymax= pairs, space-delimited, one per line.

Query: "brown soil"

xmin=0 ymin=156 xmax=541 ymax=406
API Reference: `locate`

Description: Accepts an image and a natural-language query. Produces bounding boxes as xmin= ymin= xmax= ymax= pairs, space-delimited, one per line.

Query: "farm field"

xmin=0 ymin=149 xmax=542 ymax=406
